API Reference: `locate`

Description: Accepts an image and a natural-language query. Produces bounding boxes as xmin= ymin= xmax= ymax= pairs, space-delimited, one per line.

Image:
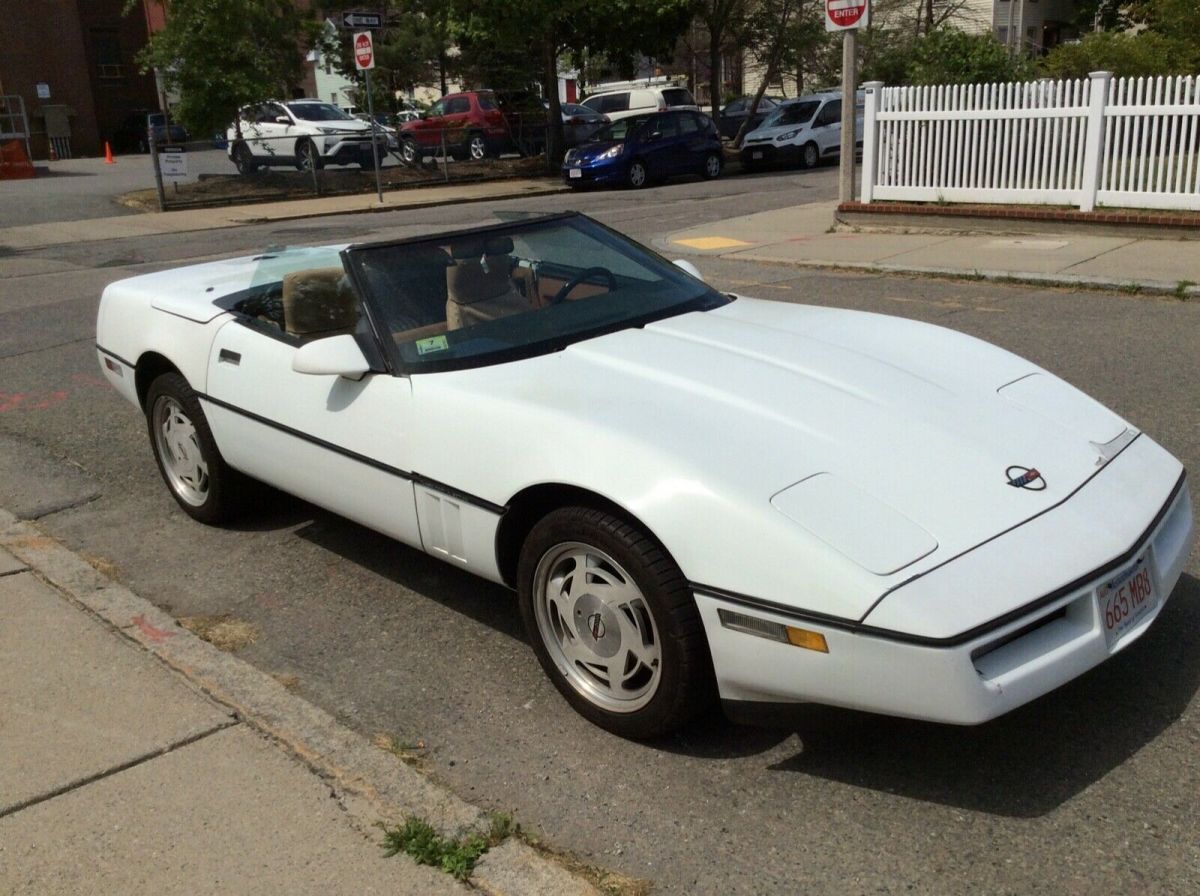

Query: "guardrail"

xmin=860 ymin=72 xmax=1200 ymax=213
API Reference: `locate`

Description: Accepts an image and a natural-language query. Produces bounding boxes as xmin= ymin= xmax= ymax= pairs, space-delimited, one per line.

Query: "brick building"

xmin=0 ymin=0 xmax=159 ymax=159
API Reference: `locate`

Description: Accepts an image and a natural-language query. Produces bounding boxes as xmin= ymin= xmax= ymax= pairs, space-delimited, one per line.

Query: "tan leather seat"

xmin=445 ymin=236 xmax=529 ymax=329
xmin=281 ymin=268 xmax=359 ymax=339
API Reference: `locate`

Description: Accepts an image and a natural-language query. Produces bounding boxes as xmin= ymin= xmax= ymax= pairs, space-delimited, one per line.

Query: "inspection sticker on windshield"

xmin=416 ymin=335 xmax=449 ymax=355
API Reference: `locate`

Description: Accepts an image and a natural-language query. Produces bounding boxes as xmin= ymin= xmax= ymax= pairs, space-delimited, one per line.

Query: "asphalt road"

xmin=1 ymin=170 xmax=1198 ymax=894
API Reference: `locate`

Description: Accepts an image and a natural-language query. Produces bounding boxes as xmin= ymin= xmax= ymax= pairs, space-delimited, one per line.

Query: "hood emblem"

xmin=1006 ymin=466 xmax=1046 ymax=490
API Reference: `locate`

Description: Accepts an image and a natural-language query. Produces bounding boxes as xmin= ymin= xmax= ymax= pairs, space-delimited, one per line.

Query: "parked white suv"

xmin=581 ymin=84 xmax=699 ymax=123
xmin=226 ymin=100 xmax=386 ymax=174
xmin=739 ymin=90 xmax=864 ymax=170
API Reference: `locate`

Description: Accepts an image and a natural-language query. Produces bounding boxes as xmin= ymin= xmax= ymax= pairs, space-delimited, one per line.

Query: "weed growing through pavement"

xmin=1118 ymin=282 xmax=1143 ymax=295
xmin=1175 ymin=280 xmax=1194 ymax=300
xmin=379 ymin=812 xmax=517 ymax=881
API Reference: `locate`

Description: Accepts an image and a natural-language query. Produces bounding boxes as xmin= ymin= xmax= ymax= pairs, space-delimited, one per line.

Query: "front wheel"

xmin=467 ymin=133 xmax=488 ymax=161
xmin=626 ymin=159 xmax=648 ymax=189
xmin=297 ymin=139 xmax=323 ymax=171
xmin=517 ymin=507 xmax=713 ymax=739
xmin=400 ymin=138 xmax=419 ymax=164
xmin=800 ymin=141 xmax=819 ymax=169
xmin=145 ymin=373 xmax=244 ymax=524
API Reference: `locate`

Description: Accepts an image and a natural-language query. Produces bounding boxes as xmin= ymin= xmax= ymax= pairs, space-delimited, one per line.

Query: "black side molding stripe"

xmin=197 ymin=392 xmax=504 ymax=515
xmin=692 ymin=468 xmax=1187 ymax=649
xmin=96 ymin=345 xmax=135 ymax=369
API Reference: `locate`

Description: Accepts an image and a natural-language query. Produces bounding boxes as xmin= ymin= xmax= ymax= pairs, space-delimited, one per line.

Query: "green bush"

xmin=1040 ymin=31 xmax=1198 ymax=79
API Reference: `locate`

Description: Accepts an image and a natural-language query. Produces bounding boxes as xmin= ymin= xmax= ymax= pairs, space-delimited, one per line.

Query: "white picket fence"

xmin=860 ymin=72 xmax=1200 ymax=212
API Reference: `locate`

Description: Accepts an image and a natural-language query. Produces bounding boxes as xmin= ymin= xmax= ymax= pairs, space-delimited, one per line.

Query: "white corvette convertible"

xmin=96 ymin=212 xmax=1194 ymax=738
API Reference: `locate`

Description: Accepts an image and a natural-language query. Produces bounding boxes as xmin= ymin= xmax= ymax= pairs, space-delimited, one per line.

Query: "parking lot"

xmin=1 ymin=174 xmax=1197 ymax=894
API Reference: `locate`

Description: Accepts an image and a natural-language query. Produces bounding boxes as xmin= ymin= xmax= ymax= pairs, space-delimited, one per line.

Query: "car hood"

xmin=411 ymin=298 xmax=1133 ymax=619
xmin=744 ymin=123 xmax=810 ymax=142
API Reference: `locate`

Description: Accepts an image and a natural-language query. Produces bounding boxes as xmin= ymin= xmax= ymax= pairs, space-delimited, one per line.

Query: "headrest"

xmin=281 ymin=268 xmax=358 ymax=336
xmin=448 ymin=234 xmax=514 ymax=259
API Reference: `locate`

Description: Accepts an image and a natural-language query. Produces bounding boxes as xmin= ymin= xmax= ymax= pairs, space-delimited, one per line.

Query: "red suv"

xmin=398 ymin=91 xmax=512 ymax=162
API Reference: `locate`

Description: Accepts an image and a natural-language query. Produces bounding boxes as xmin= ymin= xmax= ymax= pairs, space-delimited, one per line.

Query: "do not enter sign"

xmin=353 ymin=31 xmax=375 ymax=70
xmin=825 ymin=0 xmax=869 ymax=31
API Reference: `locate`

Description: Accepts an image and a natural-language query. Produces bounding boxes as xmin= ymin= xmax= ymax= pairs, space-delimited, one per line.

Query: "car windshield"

xmin=148 ymin=113 xmax=166 ymax=126
xmin=589 ymin=114 xmax=651 ymax=142
xmin=760 ymin=100 xmax=820 ymax=129
xmin=343 ymin=213 xmax=728 ymax=373
xmin=288 ymin=102 xmax=355 ymax=122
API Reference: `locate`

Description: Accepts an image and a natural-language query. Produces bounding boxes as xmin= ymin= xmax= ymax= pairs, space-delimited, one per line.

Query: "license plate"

xmin=569 ymin=168 xmax=582 ymax=179
xmin=1097 ymin=556 xmax=1157 ymax=649
xmin=752 ymin=150 xmax=763 ymax=159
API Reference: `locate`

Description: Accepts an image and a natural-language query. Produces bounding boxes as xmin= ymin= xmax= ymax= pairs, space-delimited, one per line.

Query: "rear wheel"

xmin=145 ymin=373 xmax=245 ymax=524
xmin=517 ymin=506 xmax=713 ymax=739
xmin=702 ymin=151 xmax=722 ymax=179
xmin=626 ymin=159 xmax=648 ymax=189
xmin=800 ymin=141 xmax=819 ymax=169
xmin=232 ymin=142 xmax=259 ymax=174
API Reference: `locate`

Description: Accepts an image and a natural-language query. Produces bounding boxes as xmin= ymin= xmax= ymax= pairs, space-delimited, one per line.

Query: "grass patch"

xmin=380 ymin=814 xmax=515 ymax=881
xmin=178 ymin=614 xmax=259 ymax=651
xmin=1175 ymin=280 xmax=1194 ymax=300
xmin=372 ymin=732 xmax=427 ymax=766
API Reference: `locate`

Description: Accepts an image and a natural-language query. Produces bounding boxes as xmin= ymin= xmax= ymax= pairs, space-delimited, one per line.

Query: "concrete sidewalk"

xmin=660 ymin=201 xmax=1200 ymax=297
xmin=0 ymin=178 xmax=568 ymax=252
xmin=0 ymin=511 xmax=599 ymax=896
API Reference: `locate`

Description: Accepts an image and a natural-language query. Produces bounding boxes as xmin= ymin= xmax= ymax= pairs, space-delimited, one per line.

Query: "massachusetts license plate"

xmin=1097 ymin=556 xmax=1157 ymax=649
xmin=569 ymin=168 xmax=582 ymax=179
xmin=752 ymin=150 xmax=763 ymax=159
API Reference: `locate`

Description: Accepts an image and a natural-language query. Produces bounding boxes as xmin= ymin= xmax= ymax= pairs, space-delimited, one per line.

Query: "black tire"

xmin=297 ymin=139 xmax=323 ymax=171
xmin=626 ymin=159 xmax=648 ymax=189
xmin=702 ymin=151 xmax=722 ymax=179
xmin=517 ymin=506 xmax=714 ymax=739
xmin=144 ymin=372 xmax=245 ymax=525
xmin=232 ymin=142 xmax=259 ymax=175
xmin=800 ymin=141 xmax=819 ymax=169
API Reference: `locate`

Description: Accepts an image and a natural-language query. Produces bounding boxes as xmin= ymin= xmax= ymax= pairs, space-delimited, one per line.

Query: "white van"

xmin=739 ymin=90 xmax=864 ymax=170
xmin=581 ymin=83 xmax=699 ymax=123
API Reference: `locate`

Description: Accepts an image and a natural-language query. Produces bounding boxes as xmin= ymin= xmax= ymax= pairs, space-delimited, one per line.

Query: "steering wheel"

xmin=550 ymin=266 xmax=617 ymax=305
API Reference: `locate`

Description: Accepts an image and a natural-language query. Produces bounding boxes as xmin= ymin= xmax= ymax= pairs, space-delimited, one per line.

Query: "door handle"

xmin=218 ymin=349 xmax=241 ymax=366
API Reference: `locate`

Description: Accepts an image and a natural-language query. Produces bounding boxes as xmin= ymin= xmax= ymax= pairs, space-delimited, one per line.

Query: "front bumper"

xmin=698 ymin=442 xmax=1193 ymax=726
xmin=740 ymin=142 xmax=800 ymax=166
xmin=562 ymin=158 xmax=625 ymax=186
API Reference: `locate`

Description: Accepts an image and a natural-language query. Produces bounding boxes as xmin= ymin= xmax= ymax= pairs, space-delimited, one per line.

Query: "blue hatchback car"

xmin=562 ymin=110 xmax=723 ymax=189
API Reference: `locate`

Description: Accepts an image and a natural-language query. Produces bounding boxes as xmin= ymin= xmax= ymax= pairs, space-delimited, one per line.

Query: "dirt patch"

xmin=179 ymin=614 xmax=260 ymax=652
xmin=119 ymin=155 xmax=558 ymax=212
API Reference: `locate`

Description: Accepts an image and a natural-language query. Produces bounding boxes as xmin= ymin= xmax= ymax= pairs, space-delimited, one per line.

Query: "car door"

xmin=253 ymin=102 xmax=291 ymax=162
xmin=677 ymin=113 xmax=711 ymax=168
xmin=640 ymin=113 xmax=681 ymax=177
xmin=410 ymin=98 xmax=445 ymax=151
xmin=812 ymin=99 xmax=842 ymax=159
xmin=441 ymin=95 xmax=472 ymax=150
xmin=203 ymin=302 xmax=423 ymax=549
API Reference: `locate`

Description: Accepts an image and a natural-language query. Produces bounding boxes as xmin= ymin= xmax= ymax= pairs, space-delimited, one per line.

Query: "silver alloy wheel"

xmin=299 ymin=140 xmax=319 ymax=171
xmin=705 ymin=153 xmax=721 ymax=178
xmin=532 ymin=541 xmax=662 ymax=713
xmin=628 ymin=161 xmax=647 ymax=187
xmin=151 ymin=395 xmax=210 ymax=507
xmin=401 ymin=139 xmax=418 ymax=163
xmin=469 ymin=135 xmax=487 ymax=160
xmin=802 ymin=142 xmax=819 ymax=168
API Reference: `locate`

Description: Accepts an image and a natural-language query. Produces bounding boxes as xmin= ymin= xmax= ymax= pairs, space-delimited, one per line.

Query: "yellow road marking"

xmin=673 ymin=236 xmax=752 ymax=250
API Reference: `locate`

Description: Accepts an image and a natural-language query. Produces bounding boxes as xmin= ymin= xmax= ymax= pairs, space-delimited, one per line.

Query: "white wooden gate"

xmin=860 ymin=72 xmax=1200 ymax=213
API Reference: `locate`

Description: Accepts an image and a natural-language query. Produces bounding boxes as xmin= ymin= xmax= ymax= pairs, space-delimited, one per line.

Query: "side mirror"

xmin=292 ymin=334 xmax=371 ymax=379
xmin=648 ymin=131 xmax=663 ymax=142
xmin=275 ymin=115 xmax=290 ymax=125
xmin=672 ymin=259 xmax=704 ymax=282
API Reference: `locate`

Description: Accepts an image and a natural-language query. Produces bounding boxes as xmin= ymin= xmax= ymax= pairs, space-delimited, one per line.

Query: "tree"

xmin=454 ymin=0 xmax=693 ymax=165
xmin=1042 ymin=0 xmax=1200 ymax=78
xmin=905 ymin=28 xmax=1035 ymax=85
xmin=134 ymin=0 xmax=321 ymax=136
xmin=694 ymin=1 xmax=752 ymax=124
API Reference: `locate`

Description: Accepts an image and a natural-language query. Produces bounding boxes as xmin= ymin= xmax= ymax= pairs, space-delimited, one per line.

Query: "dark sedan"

xmin=717 ymin=95 xmax=783 ymax=140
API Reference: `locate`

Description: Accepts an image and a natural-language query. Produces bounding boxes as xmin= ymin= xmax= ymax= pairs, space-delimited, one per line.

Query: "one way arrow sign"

xmin=342 ymin=10 xmax=382 ymax=29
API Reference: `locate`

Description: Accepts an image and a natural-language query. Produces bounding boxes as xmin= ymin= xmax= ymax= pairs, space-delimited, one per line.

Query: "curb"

xmin=660 ymin=240 xmax=1200 ymax=299
xmin=0 ymin=508 xmax=601 ymax=896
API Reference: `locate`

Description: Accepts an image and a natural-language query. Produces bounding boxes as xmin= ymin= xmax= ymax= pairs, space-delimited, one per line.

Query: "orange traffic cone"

xmin=104 ymin=142 xmax=115 ymax=164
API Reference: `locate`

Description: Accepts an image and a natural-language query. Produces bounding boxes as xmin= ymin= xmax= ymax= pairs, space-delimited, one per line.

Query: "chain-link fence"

xmin=147 ymin=123 xmax=552 ymax=211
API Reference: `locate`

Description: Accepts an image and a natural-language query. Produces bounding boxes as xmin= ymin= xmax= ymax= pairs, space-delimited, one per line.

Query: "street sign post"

xmin=342 ymin=11 xmax=382 ymax=29
xmin=826 ymin=0 xmax=869 ymax=204
xmin=353 ymin=31 xmax=384 ymax=204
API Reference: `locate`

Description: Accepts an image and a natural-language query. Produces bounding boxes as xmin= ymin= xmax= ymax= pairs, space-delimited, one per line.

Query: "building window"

xmin=91 ymin=28 xmax=124 ymax=79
